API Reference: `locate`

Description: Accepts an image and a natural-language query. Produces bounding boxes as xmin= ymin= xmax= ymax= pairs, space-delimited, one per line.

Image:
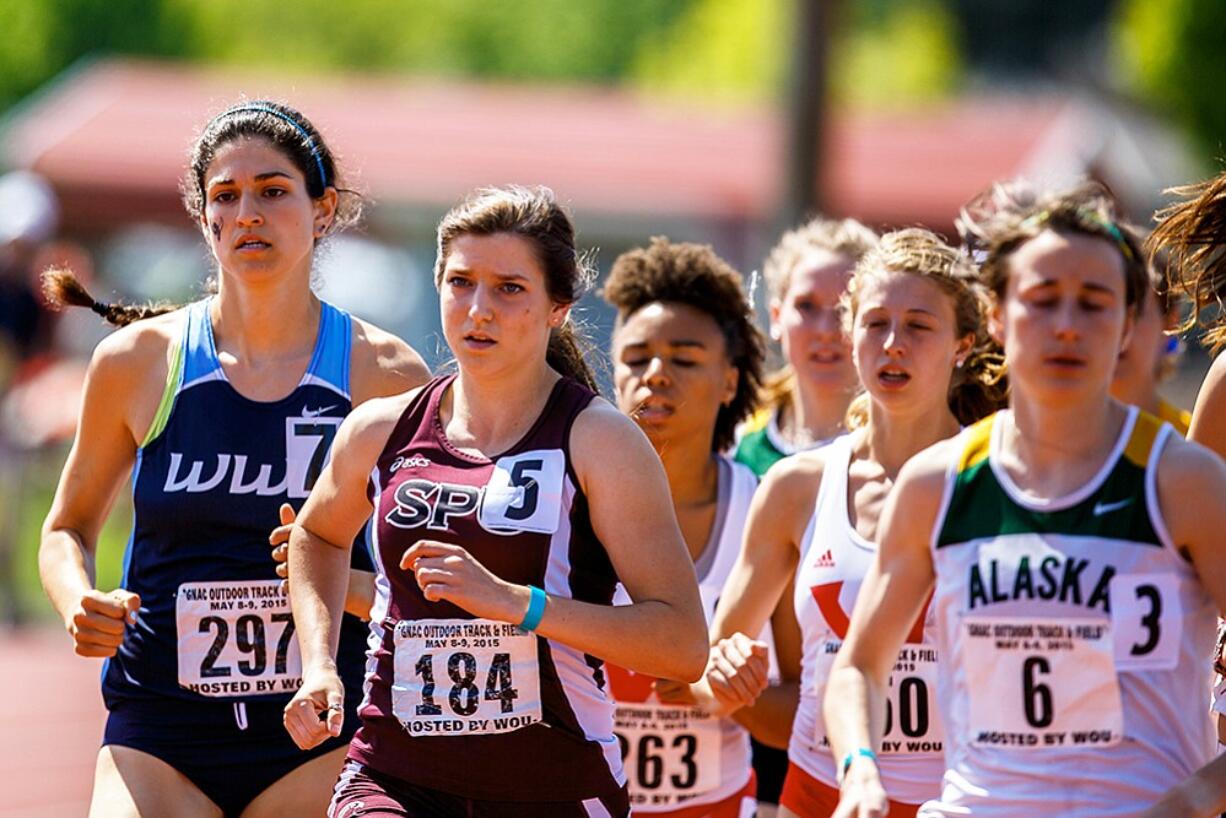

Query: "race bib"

xmin=815 ymin=640 xmax=943 ymax=755
xmin=478 ymin=450 xmax=565 ymax=535
xmin=1111 ymin=573 xmax=1183 ymax=672
xmin=614 ymin=705 xmax=722 ymax=806
xmin=392 ymin=618 xmax=542 ymax=737
xmin=176 ymin=580 xmax=301 ymax=697
xmin=962 ymin=616 xmax=1123 ymax=751
xmin=285 ymin=414 xmax=343 ymax=498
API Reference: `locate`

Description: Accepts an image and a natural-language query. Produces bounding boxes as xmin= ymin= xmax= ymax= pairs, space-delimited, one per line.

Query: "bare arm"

xmin=349 ymin=318 xmax=431 ymax=404
xmin=1159 ymin=434 xmax=1226 ymax=613
xmin=824 ymin=442 xmax=947 ymax=817
xmin=538 ymin=402 xmax=709 ymax=681
xmin=39 ymin=320 xmax=171 ymax=654
xmin=284 ymin=394 xmax=405 ymax=748
xmin=1138 ymin=753 xmax=1226 ymax=818
xmin=729 ymin=578 xmax=803 ymax=748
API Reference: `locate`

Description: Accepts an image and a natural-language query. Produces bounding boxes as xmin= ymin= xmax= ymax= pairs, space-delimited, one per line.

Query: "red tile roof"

xmin=1 ymin=58 xmax=1067 ymax=233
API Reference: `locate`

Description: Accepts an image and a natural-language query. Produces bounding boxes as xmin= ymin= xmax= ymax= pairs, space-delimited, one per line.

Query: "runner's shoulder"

xmin=350 ymin=318 xmax=430 ymax=402
xmin=88 ymin=309 xmax=183 ymax=386
xmin=757 ymin=447 xmax=828 ymax=512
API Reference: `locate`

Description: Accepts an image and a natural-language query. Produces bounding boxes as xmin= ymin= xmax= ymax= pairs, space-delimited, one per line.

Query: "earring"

xmin=955 ymin=358 xmax=966 ymax=369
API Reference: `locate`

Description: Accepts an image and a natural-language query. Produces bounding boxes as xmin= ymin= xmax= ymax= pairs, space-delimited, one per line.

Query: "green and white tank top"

xmin=921 ymin=407 xmax=1216 ymax=817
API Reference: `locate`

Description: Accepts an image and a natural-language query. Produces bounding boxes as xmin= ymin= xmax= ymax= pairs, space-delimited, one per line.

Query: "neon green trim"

xmin=141 ymin=336 xmax=183 ymax=448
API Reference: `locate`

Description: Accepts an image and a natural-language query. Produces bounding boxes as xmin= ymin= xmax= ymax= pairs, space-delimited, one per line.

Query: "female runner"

xmin=282 ymin=186 xmax=708 ymax=817
xmin=39 ymin=102 xmax=429 ymax=817
xmin=602 ymin=236 xmax=767 ymax=817
xmin=826 ymin=184 xmax=1226 ymax=817
xmin=706 ymin=228 xmax=1003 ymax=817
xmin=734 ymin=217 xmax=876 ymax=473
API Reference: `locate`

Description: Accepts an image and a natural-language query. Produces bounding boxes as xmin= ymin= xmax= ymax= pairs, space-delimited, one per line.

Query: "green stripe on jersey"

xmin=141 ymin=335 xmax=183 ymax=449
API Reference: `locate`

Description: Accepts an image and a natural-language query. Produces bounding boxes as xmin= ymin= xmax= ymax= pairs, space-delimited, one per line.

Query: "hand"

xmin=269 ymin=503 xmax=295 ymax=590
xmin=283 ymin=669 xmax=345 ymax=750
xmin=400 ymin=541 xmax=529 ymax=624
xmin=65 ymin=588 xmax=140 ymax=658
xmin=704 ymin=633 xmax=769 ymax=712
xmin=832 ymin=758 xmax=890 ymax=818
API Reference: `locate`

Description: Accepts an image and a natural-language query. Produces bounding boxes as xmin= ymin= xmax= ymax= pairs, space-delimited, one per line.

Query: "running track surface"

xmin=0 ymin=627 xmax=103 ymax=817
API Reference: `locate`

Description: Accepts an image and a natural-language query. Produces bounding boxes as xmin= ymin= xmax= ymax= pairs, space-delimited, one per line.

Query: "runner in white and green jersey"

xmin=824 ymin=182 xmax=1226 ymax=817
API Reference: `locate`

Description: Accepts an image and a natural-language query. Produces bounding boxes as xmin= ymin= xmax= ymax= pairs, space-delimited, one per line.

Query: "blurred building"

xmin=0 ymin=57 xmax=1201 ymax=363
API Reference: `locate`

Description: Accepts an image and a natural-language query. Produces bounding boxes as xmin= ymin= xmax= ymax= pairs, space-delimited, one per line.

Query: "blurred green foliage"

xmin=0 ymin=0 xmax=962 ymax=118
xmin=1114 ymin=0 xmax=1226 ymax=158
xmin=633 ymin=0 xmax=961 ymax=107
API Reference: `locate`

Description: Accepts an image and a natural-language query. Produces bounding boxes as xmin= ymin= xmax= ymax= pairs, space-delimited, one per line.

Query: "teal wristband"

xmin=839 ymin=747 xmax=876 ymax=784
xmin=518 ymin=585 xmax=547 ymax=633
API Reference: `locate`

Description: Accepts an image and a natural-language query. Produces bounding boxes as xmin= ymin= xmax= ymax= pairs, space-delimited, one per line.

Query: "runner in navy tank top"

xmin=282 ymin=186 xmax=708 ymax=817
xmin=39 ymin=103 xmax=428 ymax=818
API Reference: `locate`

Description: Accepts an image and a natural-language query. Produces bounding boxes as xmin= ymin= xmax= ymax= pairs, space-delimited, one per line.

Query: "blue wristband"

xmin=839 ymin=747 xmax=877 ymax=784
xmin=518 ymin=585 xmax=547 ymax=633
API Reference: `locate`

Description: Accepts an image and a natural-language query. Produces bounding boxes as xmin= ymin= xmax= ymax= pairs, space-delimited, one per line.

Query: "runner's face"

xmin=439 ymin=233 xmax=568 ymax=377
xmin=995 ymin=230 xmax=1131 ymax=402
xmin=613 ymin=301 xmax=736 ymax=453
xmin=200 ymin=137 xmax=332 ymax=284
xmin=851 ymin=269 xmax=969 ymax=416
xmin=771 ymin=252 xmax=857 ymax=393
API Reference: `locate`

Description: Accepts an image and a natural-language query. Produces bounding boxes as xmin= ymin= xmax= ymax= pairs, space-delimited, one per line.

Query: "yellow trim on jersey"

xmin=958 ymin=414 xmax=996 ymax=473
xmin=1157 ymin=399 xmax=1191 ymax=438
xmin=1124 ymin=410 xmax=1164 ymax=469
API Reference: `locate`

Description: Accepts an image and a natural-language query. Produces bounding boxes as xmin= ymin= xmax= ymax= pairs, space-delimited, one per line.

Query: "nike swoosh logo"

xmin=302 ymin=405 xmax=337 ymax=418
xmin=1093 ymin=498 xmax=1134 ymax=516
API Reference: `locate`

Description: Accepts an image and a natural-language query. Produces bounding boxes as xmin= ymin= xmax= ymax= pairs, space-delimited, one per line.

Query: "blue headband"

xmin=213 ymin=105 xmax=329 ymax=192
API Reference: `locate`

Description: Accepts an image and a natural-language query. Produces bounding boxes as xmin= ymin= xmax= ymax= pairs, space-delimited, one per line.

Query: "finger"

xmin=712 ymin=652 xmax=756 ymax=703
xmin=284 ymin=698 xmax=325 ymax=750
xmin=269 ymin=525 xmax=292 ymax=546
xmin=280 ymin=579 xmax=289 ymax=595
xmin=74 ymin=640 xmax=118 ymax=658
xmin=400 ymin=541 xmax=458 ymax=570
xmin=276 ymin=563 xmax=288 ymax=579
xmin=80 ymin=593 xmax=129 ymax=620
xmin=279 ymin=503 xmax=296 ymax=526
xmin=72 ymin=608 xmax=127 ymax=636
xmin=271 ymin=544 xmax=289 ymax=564
xmin=325 ymin=692 xmax=345 ymax=737
xmin=420 ymin=581 xmax=452 ymax=603
xmin=115 ymin=590 xmax=141 ymax=624
xmin=720 ymin=642 xmax=767 ymax=691
xmin=413 ymin=567 xmax=453 ymax=588
xmin=74 ymin=630 xmax=125 ymax=651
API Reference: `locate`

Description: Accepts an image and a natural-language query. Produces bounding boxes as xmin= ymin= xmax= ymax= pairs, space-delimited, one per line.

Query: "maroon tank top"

xmin=348 ymin=374 xmax=626 ymax=801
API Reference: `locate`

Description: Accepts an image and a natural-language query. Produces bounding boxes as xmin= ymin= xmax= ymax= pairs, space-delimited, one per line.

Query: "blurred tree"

xmin=0 ymin=0 xmax=693 ymax=116
xmin=630 ymin=0 xmax=962 ymax=107
xmin=1113 ymin=0 xmax=1226 ymax=158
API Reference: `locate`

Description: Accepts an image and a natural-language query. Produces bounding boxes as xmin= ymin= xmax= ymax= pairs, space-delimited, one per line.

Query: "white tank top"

xmin=607 ymin=457 xmax=759 ymax=812
xmin=792 ymin=434 xmax=945 ymax=804
xmin=920 ymin=408 xmax=1217 ymax=817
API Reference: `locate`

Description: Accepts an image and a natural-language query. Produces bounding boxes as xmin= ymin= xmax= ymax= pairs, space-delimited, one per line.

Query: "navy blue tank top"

xmin=103 ymin=298 xmax=373 ymax=708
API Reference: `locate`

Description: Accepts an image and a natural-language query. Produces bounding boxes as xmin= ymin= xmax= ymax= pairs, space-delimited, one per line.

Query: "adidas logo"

xmin=814 ymin=548 xmax=835 ymax=569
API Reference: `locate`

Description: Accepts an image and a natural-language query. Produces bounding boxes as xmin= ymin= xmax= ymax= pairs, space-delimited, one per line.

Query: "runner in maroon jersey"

xmin=282 ymin=186 xmax=708 ymax=817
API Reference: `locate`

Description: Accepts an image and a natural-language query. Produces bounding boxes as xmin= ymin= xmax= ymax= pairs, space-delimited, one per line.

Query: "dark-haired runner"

xmin=39 ymin=102 xmax=428 ymax=817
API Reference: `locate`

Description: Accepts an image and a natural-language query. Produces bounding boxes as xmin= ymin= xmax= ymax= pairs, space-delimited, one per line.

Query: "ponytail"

xmin=947 ymin=346 xmax=1008 ymax=426
xmin=42 ymin=267 xmax=178 ymax=328
xmin=547 ymin=320 xmax=599 ymax=393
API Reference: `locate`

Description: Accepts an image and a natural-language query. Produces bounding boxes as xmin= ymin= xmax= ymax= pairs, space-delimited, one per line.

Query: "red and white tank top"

xmin=348 ymin=375 xmax=625 ymax=803
xmin=606 ymin=457 xmax=759 ymax=814
xmin=792 ymin=433 xmax=944 ymax=804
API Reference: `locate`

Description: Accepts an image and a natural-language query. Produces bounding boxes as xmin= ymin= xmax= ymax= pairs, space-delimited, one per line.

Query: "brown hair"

xmin=760 ymin=217 xmax=878 ymax=414
xmin=41 ymin=267 xmax=175 ymax=327
xmin=1148 ymin=171 xmax=1226 ymax=354
xmin=434 ymin=186 xmax=598 ymax=392
xmin=602 ymin=236 xmax=766 ymax=452
xmin=960 ymin=181 xmax=1147 ymax=309
xmin=844 ymin=228 xmax=1006 ymax=428
xmin=183 ymin=100 xmax=359 ymax=232
xmin=48 ymin=102 xmax=354 ymax=328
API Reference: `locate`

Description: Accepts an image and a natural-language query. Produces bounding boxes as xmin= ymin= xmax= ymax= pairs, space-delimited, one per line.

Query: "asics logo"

xmin=1092 ymin=498 xmax=1133 ymax=516
xmin=302 ymin=405 xmax=337 ymax=418
xmin=390 ymin=454 xmax=432 ymax=472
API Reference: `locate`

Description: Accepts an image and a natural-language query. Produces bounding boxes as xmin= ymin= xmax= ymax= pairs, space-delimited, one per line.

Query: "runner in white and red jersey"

xmin=601 ymin=237 xmax=767 ymax=817
xmin=706 ymin=229 xmax=1005 ymax=818
xmin=282 ymin=186 xmax=708 ymax=818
